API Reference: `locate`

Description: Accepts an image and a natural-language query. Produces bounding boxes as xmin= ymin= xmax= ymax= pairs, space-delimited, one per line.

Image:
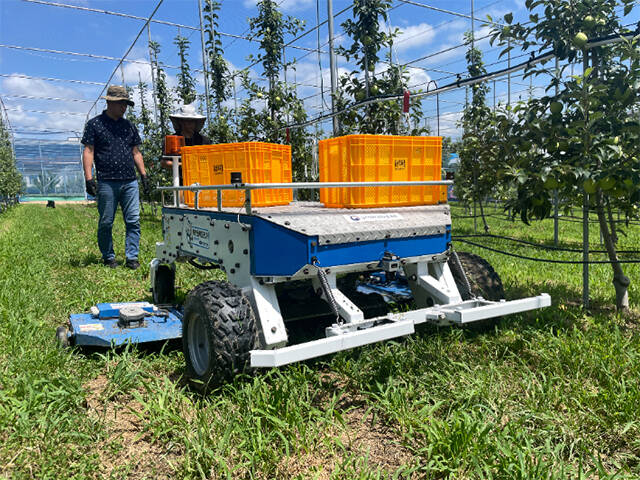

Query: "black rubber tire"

xmin=448 ymin=251 xmax=504 ymax=301
xmin=182 ymin=281 xmax=258 ymax=391
xmin=153 ymin=265 xmax=175 ymax=305
xmin=56 ymin=326 xmax=70 ymax=348
xmin=448 ymin=251 xmax=505 ymax=330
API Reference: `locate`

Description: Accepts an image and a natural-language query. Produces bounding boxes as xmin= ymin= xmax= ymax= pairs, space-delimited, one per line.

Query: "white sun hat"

xmin=169 ymin=104 xmax=206 ymax=132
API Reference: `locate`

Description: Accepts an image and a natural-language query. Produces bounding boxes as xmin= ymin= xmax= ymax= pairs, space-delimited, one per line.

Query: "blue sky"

xmin=1 ymin=0 xmax=638 ymax=141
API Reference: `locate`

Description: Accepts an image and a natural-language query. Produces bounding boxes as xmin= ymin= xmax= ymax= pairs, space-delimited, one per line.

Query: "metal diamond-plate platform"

xmin=248 ymin=202 xmax=451 ymax=244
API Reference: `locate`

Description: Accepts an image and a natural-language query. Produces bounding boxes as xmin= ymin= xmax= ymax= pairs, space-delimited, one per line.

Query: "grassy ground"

xmin=0 ymin=202 xmax=639 ymax=479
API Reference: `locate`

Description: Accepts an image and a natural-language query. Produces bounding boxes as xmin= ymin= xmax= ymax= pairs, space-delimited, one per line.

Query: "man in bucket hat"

xmin=160 ymin=103 xmax=210 ymax=172
xmin=81 ymin=85 xmax=150 ymax=269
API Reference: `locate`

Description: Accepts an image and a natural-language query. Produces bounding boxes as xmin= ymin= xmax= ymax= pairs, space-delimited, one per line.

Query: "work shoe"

xmin=103 ymin=258 xmax=118 ymax=268
xmin=125 ymin=259 xmax=140 ymax=270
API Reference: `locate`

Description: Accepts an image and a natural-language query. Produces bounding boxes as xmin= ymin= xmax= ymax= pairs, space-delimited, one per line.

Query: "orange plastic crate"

xmin=181 ymin=142 xmax=292 ymax=208
xmin=319 ymin=135 xmax=446 ymax=208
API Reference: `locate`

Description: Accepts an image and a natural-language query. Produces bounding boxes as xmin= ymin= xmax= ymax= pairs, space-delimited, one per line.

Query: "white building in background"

xmin=14 ymin=139 xmax=84 ymax=197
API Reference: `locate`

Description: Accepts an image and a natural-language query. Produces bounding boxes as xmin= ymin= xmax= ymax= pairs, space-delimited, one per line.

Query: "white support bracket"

xmin=311 ymin=271 xmax=364 ymax=324
xmin=244 ymin=279 xmax=288 ymax=348
xmin=404 ymin=261 xmax=462 ymax=306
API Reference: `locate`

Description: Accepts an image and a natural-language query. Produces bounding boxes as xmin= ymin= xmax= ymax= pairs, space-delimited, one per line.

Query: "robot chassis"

xmin=150 ymin=179 xmax=550 ymax=387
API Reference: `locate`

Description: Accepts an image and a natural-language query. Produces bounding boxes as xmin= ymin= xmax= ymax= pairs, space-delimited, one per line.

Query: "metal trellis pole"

xmin=582 ymin=52 xmax=590 ymax=311
xmin=147 ymin=24 xmax=158 ymax=123
xmin=507 ymin=38 xmax=511 ymax=110
xmin=327 ymin=0 xmax=339 ymax=135
xmin=554 ymin=56 xmax=559 ymax=246
xmin=470 ymin=0 xmax=474 ymax=51
xmin=436 ymin=93 xmax=440 ymax=136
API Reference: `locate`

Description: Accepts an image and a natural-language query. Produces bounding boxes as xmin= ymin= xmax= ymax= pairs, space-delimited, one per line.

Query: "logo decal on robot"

xmin=185 ymin=219 xmax=210 ymax=249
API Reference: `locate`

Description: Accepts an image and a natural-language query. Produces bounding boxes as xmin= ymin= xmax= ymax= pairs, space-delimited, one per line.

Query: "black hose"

xmin=187 ymin=258 xmax=221 ymax=270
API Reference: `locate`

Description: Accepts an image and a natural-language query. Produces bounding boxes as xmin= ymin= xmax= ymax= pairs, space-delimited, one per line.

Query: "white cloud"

xmin=121 ymin=59 xmax=153 ymax=85
xmin=425 ymin=110 xmax=463 ymax=138
xmin=2 ymin=76 xmax=78 ymax=99
xmin=405 ymin=67 xmax=431 ymax=90
xmin=242 ymin=0 xmax=314 ymax=11
xmin=393 ymin=23 xmax=437 ymax=51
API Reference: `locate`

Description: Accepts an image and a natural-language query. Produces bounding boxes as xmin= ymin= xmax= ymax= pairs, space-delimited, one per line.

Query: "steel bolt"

xmin=230 ymin=268 xmax=235 ymax=274
xmin=243 ymin=249 xmax=248 ymax=255
xmin=271 ymin=326 xmax=277 ymax=333
xmin=235 ymin=263 xmax=240 ymax=268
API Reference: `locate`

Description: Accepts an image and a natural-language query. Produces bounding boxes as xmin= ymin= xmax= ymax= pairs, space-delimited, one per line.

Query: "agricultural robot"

xmin=59 ymin=168 xmax=550 ymax=390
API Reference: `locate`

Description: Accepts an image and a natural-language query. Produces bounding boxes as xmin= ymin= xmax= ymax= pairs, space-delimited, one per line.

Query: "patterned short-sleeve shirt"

xmin=81 ymin=111 xmax=142 ymax=181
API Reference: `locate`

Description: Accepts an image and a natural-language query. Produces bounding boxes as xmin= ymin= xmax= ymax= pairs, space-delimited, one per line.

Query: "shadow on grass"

xmin=69 ymin=252 xmax=102 ymax=267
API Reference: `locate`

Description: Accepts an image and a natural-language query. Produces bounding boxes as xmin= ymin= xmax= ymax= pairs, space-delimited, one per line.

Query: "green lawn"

xmin=0 ymin=203 xmax=639 ymax=479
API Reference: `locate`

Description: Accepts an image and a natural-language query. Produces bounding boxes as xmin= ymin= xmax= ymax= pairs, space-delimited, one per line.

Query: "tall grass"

xmin=0 ymin=203 xmax=638 ymax=478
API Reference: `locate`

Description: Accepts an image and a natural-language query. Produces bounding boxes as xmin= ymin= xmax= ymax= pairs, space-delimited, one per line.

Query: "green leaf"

xmin=504 ymin=12 xmax=513 ymax=24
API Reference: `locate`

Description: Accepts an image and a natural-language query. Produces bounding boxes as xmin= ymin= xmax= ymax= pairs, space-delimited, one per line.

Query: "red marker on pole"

xmin=403 ymin=90 xmax=410 ymax=113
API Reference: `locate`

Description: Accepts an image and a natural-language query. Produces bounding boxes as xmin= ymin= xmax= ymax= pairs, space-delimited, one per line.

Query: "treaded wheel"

xmin=56 ymin=326 xmax=70 ymax=348
xmin=153 ymin=265 xmax=175 ymax=304
xmin=448 ymin=251 xmax=505 ymax=329
xmin=182 ymin=281 xmax=259 ymax=391
xmin=449 ymin=251 xmax=504 ymax=301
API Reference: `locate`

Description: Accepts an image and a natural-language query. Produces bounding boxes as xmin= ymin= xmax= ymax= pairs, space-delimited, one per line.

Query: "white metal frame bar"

xmin=250 ymin=293 xmax=551 ymax=367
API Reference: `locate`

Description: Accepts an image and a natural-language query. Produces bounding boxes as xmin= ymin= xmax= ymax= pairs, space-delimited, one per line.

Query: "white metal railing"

xmin=157 ymin=180 xmax=453 ymax=215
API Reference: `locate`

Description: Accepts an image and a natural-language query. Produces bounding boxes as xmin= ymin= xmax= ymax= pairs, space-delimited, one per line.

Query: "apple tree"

xmin=455 ymin=31 xmax=500 ymax=231
xmin=335 ymin=0 xmax=428 ymax=135
xmin=490 ymin=0 xmax=639 ymax=311
xmin=0 ymin=114 xmax=21 ymax=208
xmin=244 ymin=0 xmax=314 ymax=183
xmin=203 ymin=0 xmax=235 ymax=143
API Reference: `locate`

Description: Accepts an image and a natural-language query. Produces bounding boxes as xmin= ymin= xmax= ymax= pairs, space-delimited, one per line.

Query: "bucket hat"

xmin=170 ymin=104 xmax=206 ymax=132
xmin=101 ymin=85 xmax=134 ymax=106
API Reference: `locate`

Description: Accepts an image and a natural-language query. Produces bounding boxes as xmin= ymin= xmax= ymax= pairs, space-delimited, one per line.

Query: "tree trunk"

xmin=606 ymin=198 xmax=618 ymax=244
xmin=596 ymin=194 xmax=629 ymax=313
xmin=478 ymin=198 xmax=490 ymax=232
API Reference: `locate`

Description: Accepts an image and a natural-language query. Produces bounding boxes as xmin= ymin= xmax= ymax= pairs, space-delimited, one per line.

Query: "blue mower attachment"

xmin=57 ymin=301 xmax=182 ymax=348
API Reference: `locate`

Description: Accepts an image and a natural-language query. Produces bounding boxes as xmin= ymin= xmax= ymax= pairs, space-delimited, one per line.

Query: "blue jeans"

xmin=97 ymin=179 xmax=140 ymax=261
